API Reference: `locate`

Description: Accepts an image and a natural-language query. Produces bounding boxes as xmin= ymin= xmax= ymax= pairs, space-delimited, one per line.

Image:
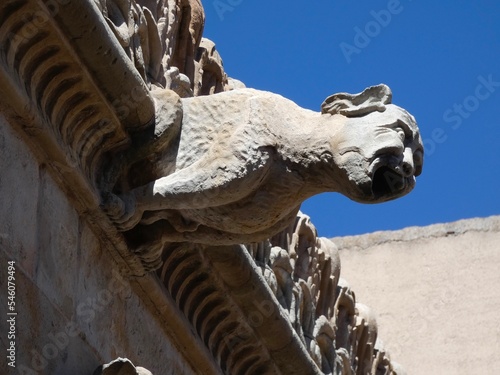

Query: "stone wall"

xmin=334 ymin=216 xmax=500 ymax=375
xmin=0 ymin=115 xmax=205 ymax=375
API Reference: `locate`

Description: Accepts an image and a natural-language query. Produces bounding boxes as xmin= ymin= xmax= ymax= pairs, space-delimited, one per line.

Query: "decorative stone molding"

xmin=97 ymin=215 xmax=405 ymax=374
xmin=262 ymin=213 xmax=403 ymax=374
xmin=0 ymin=0 xmax=153 ymax=186
xmin=158 ymin=243 xmax=317 ymax=374
xmin=94 ymin=0 xmax=229 ymax=96
xmin=194 ymin=38 xmax=229 ymax=96
xmin=0 ymin=0 xmax=154 ymax=277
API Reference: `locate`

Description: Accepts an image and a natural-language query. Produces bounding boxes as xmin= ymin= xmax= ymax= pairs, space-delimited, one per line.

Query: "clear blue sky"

xmin=203 ymin=0 xmax=500 ymax=237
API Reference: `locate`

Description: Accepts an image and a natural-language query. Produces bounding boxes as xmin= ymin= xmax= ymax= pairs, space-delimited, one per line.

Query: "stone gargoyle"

xmin=102 ymin=84 xmax=423 ymax=246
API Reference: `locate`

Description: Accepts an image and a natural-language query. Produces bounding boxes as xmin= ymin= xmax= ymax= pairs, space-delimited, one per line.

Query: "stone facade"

xmin=0 ymin=1 xmax=425 ymax=374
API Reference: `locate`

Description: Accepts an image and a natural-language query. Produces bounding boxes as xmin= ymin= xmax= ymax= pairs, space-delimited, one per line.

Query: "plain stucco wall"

xmin=334 ymin=217 xmax=500 ymax=375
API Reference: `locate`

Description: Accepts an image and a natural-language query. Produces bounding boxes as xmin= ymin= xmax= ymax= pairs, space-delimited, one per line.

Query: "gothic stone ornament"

xmin=0 ymin=0 xmax=419 ymax=373
xmin=102 ymin=84 xmax=423 ymax=249
xmin=260 ymin=212 xmax=405 ymax=374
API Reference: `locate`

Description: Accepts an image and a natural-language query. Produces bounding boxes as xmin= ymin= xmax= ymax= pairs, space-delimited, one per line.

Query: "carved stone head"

xmin=322 ymin=84 xmax=424 ymax=203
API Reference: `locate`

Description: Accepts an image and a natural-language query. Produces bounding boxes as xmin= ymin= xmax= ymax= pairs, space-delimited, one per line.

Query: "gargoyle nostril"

xmin=402 ymin=162 xmax=414 ymax=176
xmin=401 ymin=148 xmax=415 ymax=177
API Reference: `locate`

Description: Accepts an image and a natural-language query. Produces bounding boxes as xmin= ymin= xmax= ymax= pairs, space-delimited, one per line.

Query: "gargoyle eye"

xmin=396 ymin=120 xmax=413 ymax=141
xmin=396 ymin=128 xmax=406 ymax=142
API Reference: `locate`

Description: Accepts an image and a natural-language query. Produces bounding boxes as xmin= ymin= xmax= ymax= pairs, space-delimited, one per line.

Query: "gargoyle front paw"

xmin=101 ymin=192 xmax=142 ymax=231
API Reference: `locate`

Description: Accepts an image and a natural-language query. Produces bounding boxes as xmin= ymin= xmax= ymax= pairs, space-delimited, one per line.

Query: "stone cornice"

xmin=158 ymin=243 xmax=323 ymax=374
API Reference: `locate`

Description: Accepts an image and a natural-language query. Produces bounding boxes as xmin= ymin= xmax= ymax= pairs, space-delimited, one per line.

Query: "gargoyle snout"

xmin=401 ymin=148 xmax=415 ymax=177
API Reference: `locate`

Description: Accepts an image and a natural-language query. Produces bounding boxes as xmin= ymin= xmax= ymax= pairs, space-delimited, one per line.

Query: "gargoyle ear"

xmin=321 ymin=84 xmax=393 ymax=117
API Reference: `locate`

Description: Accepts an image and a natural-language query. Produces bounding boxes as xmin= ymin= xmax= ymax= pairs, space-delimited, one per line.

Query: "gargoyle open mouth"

xmin=369 ymin=157 xmax=414 ymax=200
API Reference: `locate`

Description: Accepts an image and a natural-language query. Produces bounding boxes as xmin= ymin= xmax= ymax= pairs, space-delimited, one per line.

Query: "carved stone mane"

xmin=94 ymin=0 xmax=229 ymax=96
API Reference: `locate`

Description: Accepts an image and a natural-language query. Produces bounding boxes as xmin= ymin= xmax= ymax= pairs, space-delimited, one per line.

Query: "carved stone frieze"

xmin=156 ymin=242 xmax=320 ymax=374
xmin=95 ymin=0 xmax=229 ymax=96
xmin=248 ymin=212 xmax=404 ymax=374
xmin=0 ymin=0 xmax=154 ymax=187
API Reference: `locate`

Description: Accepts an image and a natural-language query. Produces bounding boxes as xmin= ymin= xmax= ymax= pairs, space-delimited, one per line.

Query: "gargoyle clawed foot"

xmin=101 ymin=192 xmax=143 ymax=231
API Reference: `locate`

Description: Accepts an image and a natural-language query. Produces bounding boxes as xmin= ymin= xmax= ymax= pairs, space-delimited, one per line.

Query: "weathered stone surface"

xmin=0 ymin=116 xmax=210 ymax=374
xmin=335 ymin=216 xmax=500 ymax=375
xmin=103 ymin=84 xmax=423 ymax=268
xmin=0 ymin=248 xmax=101 ymax=375
xmin=94 ymin=0 xmax=230 ymax=97
xmin=257 ymin=212 xmax=404 ymax=374
xmin=0 ymin=115 xmax=39 ymax=277
xmin=94 ymin=358 xmax=153 ymax=375
xmin=35 ymin=166 xmax=80 ymax=317
xmin=0 ymin=0 xmax=424 ymax=374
